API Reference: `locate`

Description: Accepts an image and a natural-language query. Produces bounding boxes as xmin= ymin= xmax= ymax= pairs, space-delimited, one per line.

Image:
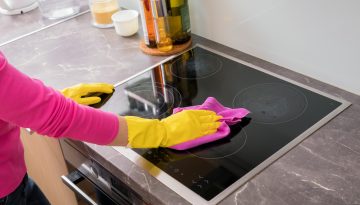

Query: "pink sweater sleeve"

xmin=0 ymin=52 xmax=119 ymax=145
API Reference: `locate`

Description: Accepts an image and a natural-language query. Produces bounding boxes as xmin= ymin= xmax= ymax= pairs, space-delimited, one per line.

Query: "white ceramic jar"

xmin=111 ymin=10 xmax=139 ymax=37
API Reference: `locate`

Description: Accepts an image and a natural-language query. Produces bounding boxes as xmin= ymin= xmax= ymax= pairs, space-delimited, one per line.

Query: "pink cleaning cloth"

xmin=170 ymin=97 xmax=250 ymax=150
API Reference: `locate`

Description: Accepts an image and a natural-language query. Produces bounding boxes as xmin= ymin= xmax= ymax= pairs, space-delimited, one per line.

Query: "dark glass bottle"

xmin=165 ymin=0 xmax=191 ymax=44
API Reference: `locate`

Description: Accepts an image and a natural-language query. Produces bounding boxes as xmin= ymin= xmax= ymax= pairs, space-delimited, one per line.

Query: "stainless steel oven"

xmin=60 ymin=139 xmax=146 ymax=205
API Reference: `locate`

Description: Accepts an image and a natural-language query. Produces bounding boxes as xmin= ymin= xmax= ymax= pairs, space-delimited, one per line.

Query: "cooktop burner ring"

xmin=233 ymin=83 xmax=309 ymax=124
xmin=170 ymin=53 xmax=223 ymax=79
xmin=125 ymin=82 xmax=182 ymax=118
xmin=187 ymin=128 xmax=248 ymax=160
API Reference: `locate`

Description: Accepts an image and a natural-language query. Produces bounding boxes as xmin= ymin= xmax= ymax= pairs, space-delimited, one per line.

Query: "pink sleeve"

xmin=0 ymin=52 xmax=119 ymax=145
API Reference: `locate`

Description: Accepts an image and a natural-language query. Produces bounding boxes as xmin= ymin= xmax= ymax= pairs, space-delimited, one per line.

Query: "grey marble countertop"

xmin=1 ymin=11 xmax=360 ymax=205
xmin=0 ymin=0 xmax=89 ymax=46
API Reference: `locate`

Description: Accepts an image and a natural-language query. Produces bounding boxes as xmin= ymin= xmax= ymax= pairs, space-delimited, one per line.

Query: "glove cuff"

xmin=125 ymin=116 xmax=166 ymax=148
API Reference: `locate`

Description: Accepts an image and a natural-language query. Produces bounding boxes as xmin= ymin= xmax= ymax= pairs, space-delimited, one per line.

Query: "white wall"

xmin=127 ymin=0 xmax=360 ymax=95
xmin=188 ymin=0 xmax=360 ymax=95
xmin=119 ymin=0 xmax=139 ymax=11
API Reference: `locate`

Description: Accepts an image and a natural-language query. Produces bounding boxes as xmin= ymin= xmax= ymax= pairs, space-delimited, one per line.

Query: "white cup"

xmin=111 ymin=10 xmax=139 ymax=37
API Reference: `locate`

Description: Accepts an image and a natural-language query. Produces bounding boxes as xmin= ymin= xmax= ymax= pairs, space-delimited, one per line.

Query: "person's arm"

xmin=0 ymin=52 xmax=221 ymax=148
xmin=0 ymin=52 xmax=119 ymax=145
xmin=110 ymin=116 xmax=128 ymax=146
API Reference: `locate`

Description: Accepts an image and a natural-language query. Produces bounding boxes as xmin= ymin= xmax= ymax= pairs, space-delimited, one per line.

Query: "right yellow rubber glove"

xmin=125 ymin=110 xmax=222 ymax=148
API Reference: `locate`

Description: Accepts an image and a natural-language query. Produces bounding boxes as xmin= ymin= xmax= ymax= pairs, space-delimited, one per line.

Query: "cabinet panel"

xmin=20 ymin=129 xmax=78 ymax=205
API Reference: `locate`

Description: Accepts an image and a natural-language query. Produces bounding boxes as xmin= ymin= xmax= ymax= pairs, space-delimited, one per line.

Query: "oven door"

xmin=60 ymin=139 xmax=145 ymax=205
xmin=61 ymin=170 xmax=128 ymax=205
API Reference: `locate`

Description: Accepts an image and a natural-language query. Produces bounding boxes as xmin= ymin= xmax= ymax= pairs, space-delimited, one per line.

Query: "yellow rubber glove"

xmin=61 ymin=83 xmax=114 ymax=105
xmin=125 ymin=110 xmax=222 ymax=148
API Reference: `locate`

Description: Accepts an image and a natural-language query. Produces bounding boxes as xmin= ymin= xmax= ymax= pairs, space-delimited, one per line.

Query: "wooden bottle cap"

xmin=139 ymin=38 xmax=192 ymax=56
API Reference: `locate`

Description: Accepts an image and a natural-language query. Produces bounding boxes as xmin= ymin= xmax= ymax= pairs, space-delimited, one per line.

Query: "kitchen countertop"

xmin=1 ymin=11 xmax=360 ymax=205
xmin=0 ymin=0 xmax=89 ymax=46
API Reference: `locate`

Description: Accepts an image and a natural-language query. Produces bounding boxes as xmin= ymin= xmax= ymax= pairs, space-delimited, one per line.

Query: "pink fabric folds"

xmin=170 ymin=97 xmax=250 ymax=150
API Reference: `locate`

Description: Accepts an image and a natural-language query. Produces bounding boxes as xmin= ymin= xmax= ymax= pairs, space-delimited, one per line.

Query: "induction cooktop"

xmin=100 ymin=45 xmax=350 ymax=205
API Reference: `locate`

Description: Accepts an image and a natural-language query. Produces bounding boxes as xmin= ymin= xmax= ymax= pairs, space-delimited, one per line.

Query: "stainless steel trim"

xmin=0 ymin=10 xmax=90 ymax=48
xmin=61 ymin=175 xmax=98 ymax=205
xmin=112 ymin=44 xmax=351 ymax=205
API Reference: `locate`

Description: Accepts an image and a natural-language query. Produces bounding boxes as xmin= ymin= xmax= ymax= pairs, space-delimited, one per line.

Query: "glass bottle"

xmin=150 ymin=0 xmax=173 ymax=52
xmin=165 ymin=0 xmax=191 ymax=44
xmin=89 ymin=0 xmax=120 ymax=28
xmin=138 ymin=0 xmax=157 ymax=48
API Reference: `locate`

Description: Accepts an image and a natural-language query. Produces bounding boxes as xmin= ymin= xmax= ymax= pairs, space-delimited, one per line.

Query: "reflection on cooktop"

xmin=124 ymin=79 xmax=182 ymax=118
xmin=170 ymin=51 xmax=223 ymax=79
xmin=89 ymin=91 xmax=114 ymax=109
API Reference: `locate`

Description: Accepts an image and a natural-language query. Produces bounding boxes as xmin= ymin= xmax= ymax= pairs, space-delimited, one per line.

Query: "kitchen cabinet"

xmin=20 ymin=129 xmax=78 ymax=205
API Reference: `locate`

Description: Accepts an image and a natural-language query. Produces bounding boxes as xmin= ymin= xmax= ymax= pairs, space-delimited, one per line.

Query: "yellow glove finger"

xmin=61 ymin=84 xmax=88 ymax=97
xmin=200 ymin=122 xmax=222 ymax=133
xmin=199 ymin=114 xmax=222 ymax=123
xmin=81 ymin=83 xmax=114 ymax=94
xmin=76 ymin=97 xmax=101 ymax=105
xmin=203 ymin=127 xmax=219 ymax=135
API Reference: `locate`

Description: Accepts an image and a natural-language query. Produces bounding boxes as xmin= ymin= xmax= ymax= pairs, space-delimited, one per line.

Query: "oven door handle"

xmin=61 ymin=171 xmax=98 ymax=205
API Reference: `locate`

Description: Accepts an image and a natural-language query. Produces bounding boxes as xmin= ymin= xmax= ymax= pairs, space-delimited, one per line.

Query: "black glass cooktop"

xmin=99 ymin=45 xmax=349 ymax=204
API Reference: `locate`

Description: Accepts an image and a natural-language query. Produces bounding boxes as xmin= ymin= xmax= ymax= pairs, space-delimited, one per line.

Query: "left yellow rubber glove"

xmin=61 ymin=83 xmax=114 ymax=105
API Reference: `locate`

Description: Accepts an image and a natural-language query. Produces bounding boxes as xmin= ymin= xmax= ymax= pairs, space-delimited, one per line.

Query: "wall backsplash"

xmin=126 ymin=0 xmax=360 ymax=95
